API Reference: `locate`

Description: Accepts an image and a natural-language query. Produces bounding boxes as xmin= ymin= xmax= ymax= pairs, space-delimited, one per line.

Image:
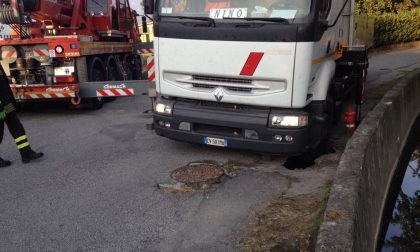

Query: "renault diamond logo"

xmin=214 ymin=88 xmax=224 ymax=102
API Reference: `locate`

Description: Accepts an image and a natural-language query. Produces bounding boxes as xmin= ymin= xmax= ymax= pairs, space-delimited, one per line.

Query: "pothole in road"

xmin=171 ymin=163 xmax=224 ymax=185
xmin=158 ymin=161 xmax=255 ymax=194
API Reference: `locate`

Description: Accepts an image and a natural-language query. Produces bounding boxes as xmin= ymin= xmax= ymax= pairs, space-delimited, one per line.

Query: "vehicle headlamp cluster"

xmin=270 ymin=115 xmax=308 ymax=128
xmin=154 ymin=102 xmax=173 ymax=115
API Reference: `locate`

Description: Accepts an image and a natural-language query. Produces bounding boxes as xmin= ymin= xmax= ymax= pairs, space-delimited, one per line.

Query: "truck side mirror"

xmin=327 ymin=0 xmax=350 ymax=29
xmin=319 ymin=20 xmax=329 ymax=31
xmin=144 ymin=0 xmax=155 ymax=15
xmin=142 ymin=16 xmax=148 ymax=33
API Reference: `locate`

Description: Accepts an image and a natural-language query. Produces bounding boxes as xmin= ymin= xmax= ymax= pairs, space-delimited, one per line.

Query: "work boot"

xmin=0 ymin=157 xmax=11 ymax=168
xmin=21 ymin=149 xmax=44 ymax=164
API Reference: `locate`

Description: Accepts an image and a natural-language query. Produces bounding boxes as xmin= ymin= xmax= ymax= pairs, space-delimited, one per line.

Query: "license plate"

xmin=204 ymin=137 xmax=228 ymax=147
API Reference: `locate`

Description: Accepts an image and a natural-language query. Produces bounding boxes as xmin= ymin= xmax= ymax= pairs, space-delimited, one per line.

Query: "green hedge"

xmin=373 ymin=8 xmax=420 ymax=47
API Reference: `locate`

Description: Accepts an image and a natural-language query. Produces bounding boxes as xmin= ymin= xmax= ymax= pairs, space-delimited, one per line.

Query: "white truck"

xmin=145 ymin=0 xmax=368 ymax=154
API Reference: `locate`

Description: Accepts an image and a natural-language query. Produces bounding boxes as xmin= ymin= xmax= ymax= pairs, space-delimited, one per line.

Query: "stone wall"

xmin=315 ymin=71 xmax=420 ymax=251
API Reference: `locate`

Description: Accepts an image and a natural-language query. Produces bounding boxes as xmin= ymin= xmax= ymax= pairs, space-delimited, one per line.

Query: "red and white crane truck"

xmin=146 ymin=0 xmax=368 ymax=154
xmin=0 ymin=0 xmax=149 ymax=109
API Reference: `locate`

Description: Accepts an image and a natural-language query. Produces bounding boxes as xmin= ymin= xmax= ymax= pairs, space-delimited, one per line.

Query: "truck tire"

xmin=89 ymin=68 xmax=105 ymax=109
xmin=105 ymin=56 xmax=121 ymax=102
xmin=320 ymin=90 xmax=336 ymax=148
xmin=123 ymin=54 xmax=134 ymax=80
xmin=106 ymin=56 xmax=122 ymax=81
xmin=86 ymin=57 xmax=105 ymax=109
xmin=132 ymin=56 xmax=142 ymax=80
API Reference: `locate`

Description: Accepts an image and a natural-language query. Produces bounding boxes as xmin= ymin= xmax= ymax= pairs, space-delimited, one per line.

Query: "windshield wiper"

xmin=162 ymin=16 xmax=216 ymax=27
xmin=223 ymin=17 xmax=289 ymax=24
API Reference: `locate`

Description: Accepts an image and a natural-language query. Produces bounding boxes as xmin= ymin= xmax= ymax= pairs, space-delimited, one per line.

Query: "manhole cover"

xmin=171 ymin=163 xmax=224 ymax=184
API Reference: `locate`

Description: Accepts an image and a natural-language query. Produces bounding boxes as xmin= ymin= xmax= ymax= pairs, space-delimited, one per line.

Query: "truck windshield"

xmin=158 ymin=0 xmax=311 ymax=21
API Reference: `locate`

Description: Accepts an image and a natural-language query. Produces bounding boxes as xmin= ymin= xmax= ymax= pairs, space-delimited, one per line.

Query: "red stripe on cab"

xmin=240 ymin=52 xmax=264 ymax=76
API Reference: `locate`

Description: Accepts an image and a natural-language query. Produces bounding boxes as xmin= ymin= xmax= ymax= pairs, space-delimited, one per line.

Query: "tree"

xmin=355 ymin=0 xmax=419 ymax=15
xmin=384 ymin=190 xmax=420 ymax=251
xmin=384 ymin=144 xmax=420 ymax=251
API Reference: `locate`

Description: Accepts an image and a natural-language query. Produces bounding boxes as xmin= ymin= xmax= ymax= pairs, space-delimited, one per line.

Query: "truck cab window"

xmin=87 ymin=0 xmax=108 ymax=14
xmin=119 ymin=0 xmax=128 ymax=18
xmin=267 ymin=0 xmax=311 ymax=18
xmin=204 ymin=1 xmax=230 ymax=12
xmin=111 ymin=0 xmax=118 ymax=29
xmin=318 ymin=0 xmax=331 ymax=19
xmin=158 ymin=0 xmax=312 ymax=22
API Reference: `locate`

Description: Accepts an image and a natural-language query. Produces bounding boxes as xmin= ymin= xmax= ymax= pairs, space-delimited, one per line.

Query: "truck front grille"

xmin=190 ymin=75 xmax=254 ymax=93
xmin=192 ymin=83 xmax=252 ymax=92
xmin=192 ymin=75 xmax=252 ymax=84
xmin=163 ymin=72 xmax=287 ymax=95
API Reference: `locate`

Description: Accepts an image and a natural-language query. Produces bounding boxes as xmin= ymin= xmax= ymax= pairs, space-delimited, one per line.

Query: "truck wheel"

xmin=108 ymin=65 xmax=118 ymax=81
xmin=123 ymin=55 xmax=134 ymax=80
xmin=326 ymin=89 xmax=337 ymax=126
xmin=106 ymin=56 xmax=122 ymax=81
xmin=90 ymin=68 xmax=105 ymax=109
xmin=105 ymin=65 xmax=118 ymax=102
xmin=132 ymin=56 xmax=142 ymax=80
xmin=105 ymin=57 xmax=121 ymax=102
xmin=320 ymin=90 xmax=336 ymax=145
xmin=86 ymin=58 xmax=106 ymax=109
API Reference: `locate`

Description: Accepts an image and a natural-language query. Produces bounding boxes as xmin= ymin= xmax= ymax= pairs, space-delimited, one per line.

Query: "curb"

xmin=315 ymin=70 xmax=420 ymax=251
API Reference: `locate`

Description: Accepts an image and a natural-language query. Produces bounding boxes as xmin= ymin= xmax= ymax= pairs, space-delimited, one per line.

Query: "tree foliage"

xmin=355 ymin=0 xmax=419 ymax=16
xmin=373 ymin=8 xmax=420 ymax=46
xmin=385 ymin=190 xmax=420 ymax=251
xmin=384 ymin=145 xmax=420 ymax=251
xmin=355 ymin=0 xmax=420 ymax=46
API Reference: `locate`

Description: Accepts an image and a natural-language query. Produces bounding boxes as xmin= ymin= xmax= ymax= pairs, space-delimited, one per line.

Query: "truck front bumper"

xmin=154 ymin=99 xmax=318 ymax=154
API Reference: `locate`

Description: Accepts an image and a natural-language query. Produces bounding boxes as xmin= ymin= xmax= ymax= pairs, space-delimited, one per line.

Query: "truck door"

xmin=340 ymin=0 xmax=353 ymax=45
xmin=111 ymin=0 xmax=119 ymax=30
xmin=87 ymin=0 xmax=110 ymax=32
xmin=117 ymin=0 xmax=133 ymax=32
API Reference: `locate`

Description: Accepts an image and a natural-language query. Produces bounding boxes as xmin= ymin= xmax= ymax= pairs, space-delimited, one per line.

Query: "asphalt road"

xmin=0 ymin=96 xmax=289 ymax=251
xmin=0 ymin=47 xmax=419 ymax=251
xmin=368 ymin=47 xmax=420 ymax=86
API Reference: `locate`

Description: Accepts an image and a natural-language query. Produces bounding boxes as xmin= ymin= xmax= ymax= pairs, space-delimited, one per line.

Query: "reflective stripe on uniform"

xmin=4 ymin=103 xmax=15 ymax=114
xmin=17 ymin=142 xmax=30 ymax=150
xmin=0 ymin=111 xmax=6 ymax=121
xmin=15 ymin=135 xmax=30 ymax=150
xmin=15 ymin=135 xmax=27 ymax=143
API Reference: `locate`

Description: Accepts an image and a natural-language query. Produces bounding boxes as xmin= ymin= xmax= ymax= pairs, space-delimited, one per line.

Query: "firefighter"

xmin=0 ymin=65 xmax=43 ymax=167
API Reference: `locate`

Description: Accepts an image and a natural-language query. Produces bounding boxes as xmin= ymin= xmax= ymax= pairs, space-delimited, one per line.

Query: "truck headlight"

xmin=270 ymin=115 xmax=308 ymax=128
xmin=154 ymin=102 xmax=173 ymax=115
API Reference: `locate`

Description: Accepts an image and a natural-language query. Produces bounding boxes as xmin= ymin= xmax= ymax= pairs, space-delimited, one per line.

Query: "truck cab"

xmin=148 ymin=0 xmax=366 ymax=154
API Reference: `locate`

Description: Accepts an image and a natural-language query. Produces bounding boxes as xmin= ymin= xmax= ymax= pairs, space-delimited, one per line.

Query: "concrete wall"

xmin=315 ymin=70 xmax=420 ymax=251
